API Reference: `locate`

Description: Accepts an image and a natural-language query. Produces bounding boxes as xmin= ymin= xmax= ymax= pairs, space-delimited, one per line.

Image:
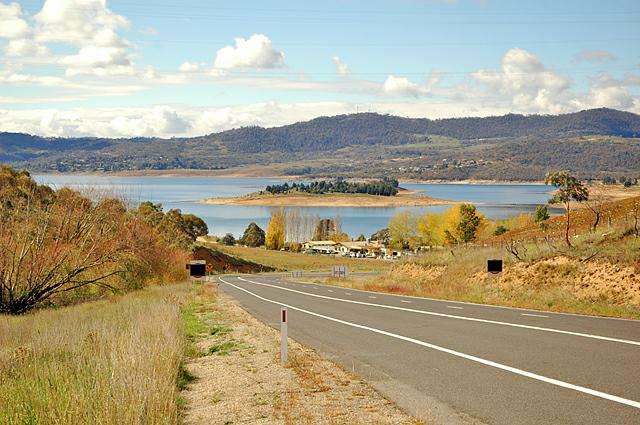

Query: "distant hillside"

xmin=1 ymin=108 xmax=640 ymax=180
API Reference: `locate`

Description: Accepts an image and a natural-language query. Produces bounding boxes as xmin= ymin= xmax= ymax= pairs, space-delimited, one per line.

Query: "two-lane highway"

xmin=217 ymin=274 xmax=640 ymax=424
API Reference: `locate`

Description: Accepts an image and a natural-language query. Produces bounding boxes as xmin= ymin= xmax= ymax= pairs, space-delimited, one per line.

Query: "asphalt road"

xmin=216 ymin=273 xmax=640 ymax=424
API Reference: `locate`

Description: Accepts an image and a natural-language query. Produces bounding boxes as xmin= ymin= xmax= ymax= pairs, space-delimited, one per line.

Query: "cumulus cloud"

xmin=0 ymin=1 xmax=49 ymax=57
xmin=382 ymin=75 xmax=432 ymax=97
xmin=109 ymin=106 xmax=191 ymax=136
xmin=471 ymin=48 xmax=572 ymax=113
xmin=179 ymin=61 xmax=200 ymax=73
xmin=332 ymin=56 xmax=350 ymax=76
xmin=571 ymin=73 xmax=638 ymax=111
xmin=573 ymin=50 xmax=618 ymax=63
xmin=0 ymin=2 xmax=29 ymax=38
xmin=33 ymin=0 xmax=134 ymax=76
xmin=214 ymin=34 xmax=285 ymax=70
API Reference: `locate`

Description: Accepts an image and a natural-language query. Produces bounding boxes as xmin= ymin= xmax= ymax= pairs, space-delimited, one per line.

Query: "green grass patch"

xmin=208 ymin=340 xmax=241 ymax=356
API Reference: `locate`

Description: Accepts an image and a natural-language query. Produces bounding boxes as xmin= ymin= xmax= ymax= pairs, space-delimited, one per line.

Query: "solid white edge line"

xmin=219 ymin=276 xmax=640 ymax=410
xmin=236 ymin=276 xmax=640 ymax=347
xmin=284 ymin=275 xmax=639 ymax=322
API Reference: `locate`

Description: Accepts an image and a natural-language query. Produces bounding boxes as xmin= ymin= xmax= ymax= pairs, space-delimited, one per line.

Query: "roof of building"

xmin=305 ymin=240 xmax=338 ymax=246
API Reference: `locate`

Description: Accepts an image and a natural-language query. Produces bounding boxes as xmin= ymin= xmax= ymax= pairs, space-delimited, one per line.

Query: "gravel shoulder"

xmin=181 ymin=285 xmax=421 ymax=424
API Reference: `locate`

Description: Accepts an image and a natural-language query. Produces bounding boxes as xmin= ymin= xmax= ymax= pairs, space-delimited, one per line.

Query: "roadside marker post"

xmin=291 ymin=270 xmax=303 ymax=279
xmin=280 ymin=307 xmax=288 ymax=365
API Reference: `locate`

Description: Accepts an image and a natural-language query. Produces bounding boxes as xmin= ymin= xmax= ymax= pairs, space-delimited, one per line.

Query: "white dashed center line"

xmin=401 ymin=300 xmax=411 ymax=303
xmin=369 ymin=296 xmax=377 ymax=299
xmin=447 ymin=306 xmax=464 ymax=310
xmin=522 ymin=313 xmax=549 ymax=318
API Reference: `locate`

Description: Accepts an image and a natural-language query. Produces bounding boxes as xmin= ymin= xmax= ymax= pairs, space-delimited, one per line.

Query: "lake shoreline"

xmin=33 ymin=168 xmax=547 ymax=185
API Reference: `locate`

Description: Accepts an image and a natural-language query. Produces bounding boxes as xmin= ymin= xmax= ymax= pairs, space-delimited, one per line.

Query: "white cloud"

xmin=33 ymin=0 xmax=134 ymax=76
xmin=332 ymin=56 xmax=350 ymax=76
xmin=471 ymin=48 xmax=572 ymax=113
xmin=179 ymin=61 xmax=200 ymax=73
xmin=109 ymin=106 xmax=191 ymax=136
xmin=214 ymin=34 xmax=285 ymax=70
xmin=0 ymin=2 xmax=29 ymax=39
xmin=5 ymin=38 xmax=49 ymax=57
xmin=573 ymin=50 xmax=618 ymax=63
xmin=383 ymin=75 xmax=429 ymax=97
xmin=61 ymin=45 xmax=133 ymax=76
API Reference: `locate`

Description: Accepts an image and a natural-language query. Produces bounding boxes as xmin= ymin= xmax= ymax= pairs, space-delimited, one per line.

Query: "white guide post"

xmin=280 ymin=306 xmax=288 ymax=365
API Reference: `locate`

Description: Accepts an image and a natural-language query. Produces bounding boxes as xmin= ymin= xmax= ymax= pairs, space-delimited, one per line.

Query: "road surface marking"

xmin=236 ymin=277 xmax=640 ymax=347
xmin=401 ymin=300 xmax=412 ymax=303
xmin=328 ymin=289 xmax=334 ymax=293
xmin=522 ymin=313 xmax=549 ymax=318
xmin=447 ymin=306 xmax=464 ymax=310
xmin=220 ymin=277 xmax=640 ymax=410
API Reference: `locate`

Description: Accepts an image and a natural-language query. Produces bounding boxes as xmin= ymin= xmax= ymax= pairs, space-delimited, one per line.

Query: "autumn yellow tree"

xmin=416 ymin=212 xmax=445 ymax=246
xmin=442 ymin=204 xmax=485 ymax=245
xmin=389 ymin=211 xmax=420 ymax=249
xmin=265 ymin=208 xmax=286 ymax=250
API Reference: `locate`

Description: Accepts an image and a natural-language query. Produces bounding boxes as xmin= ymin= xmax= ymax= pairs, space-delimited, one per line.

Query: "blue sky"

xmin=0 ymin=0 xmax=639 ymax=137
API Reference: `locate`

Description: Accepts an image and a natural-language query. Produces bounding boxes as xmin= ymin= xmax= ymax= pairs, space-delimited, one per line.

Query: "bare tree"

xmin=584 ymin=184 xmax=607 ymax=232
xmin=0 ymin=192 xmax=129 ymax=314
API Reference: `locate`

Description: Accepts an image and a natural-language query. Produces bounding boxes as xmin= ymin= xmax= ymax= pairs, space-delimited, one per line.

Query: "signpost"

xmin=280 ymin=307 xmax=288 ymax=365
xmin=332 ymin=265 xmax=348 ymax=279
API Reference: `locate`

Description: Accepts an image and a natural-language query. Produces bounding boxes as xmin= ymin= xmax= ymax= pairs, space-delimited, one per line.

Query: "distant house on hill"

xmin=337 ymin=241 xmax=384 ymax=258
xmin=303 ymin=240 xmax=339 ymax=254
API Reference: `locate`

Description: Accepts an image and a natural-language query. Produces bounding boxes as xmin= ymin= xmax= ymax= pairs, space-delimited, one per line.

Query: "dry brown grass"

xmin=0 ymin=284 xmax=189 ymax=425
xmin=208 ymin=242 xmax=391 ymax=272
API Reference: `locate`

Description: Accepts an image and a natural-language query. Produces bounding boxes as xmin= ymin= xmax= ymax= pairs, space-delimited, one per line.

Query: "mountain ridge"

xmin=1 ymin=107 xmax=639 ymax=180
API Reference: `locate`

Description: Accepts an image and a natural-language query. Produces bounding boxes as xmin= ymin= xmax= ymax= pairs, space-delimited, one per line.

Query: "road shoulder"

xmin=180 ymin=284 xmax=421 ymax=424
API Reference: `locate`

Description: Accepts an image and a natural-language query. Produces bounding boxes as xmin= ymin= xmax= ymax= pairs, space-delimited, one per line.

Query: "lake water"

xmin=34 ymin=174 xmax=555 ymax=238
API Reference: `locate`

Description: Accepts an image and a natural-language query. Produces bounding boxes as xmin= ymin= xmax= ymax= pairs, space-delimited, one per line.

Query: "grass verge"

xmin=209 ymin=242 xmax=391 ymax=272
xmin=0 ymin=284 xmax=189 ymax=425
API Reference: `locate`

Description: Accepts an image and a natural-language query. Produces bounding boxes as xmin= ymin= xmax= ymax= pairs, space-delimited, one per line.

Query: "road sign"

xmin=188 ymin=260 xmax=207 ymax=278
xmin=487 ymin=259 xmax=503 ymax=274
xmin=332 ymin=265 xmax=348 ymax=278
xmin=280 ymin=307 xmax=288 ymax=365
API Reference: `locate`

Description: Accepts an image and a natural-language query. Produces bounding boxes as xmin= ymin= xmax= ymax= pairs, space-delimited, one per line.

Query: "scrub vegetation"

xmin=0 ymin=165 xmax=205 ymax=314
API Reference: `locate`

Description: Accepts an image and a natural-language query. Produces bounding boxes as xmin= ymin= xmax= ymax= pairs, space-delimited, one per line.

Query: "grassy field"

xmin=207 ymin=242 xmax=392 ymax=272
xmin=0 ymin=285 xmax=189 ymax=425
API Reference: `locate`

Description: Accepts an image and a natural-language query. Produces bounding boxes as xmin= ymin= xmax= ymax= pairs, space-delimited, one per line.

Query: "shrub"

xmin=221 ymin=233 xmax=236 ymax=246
xmin=0 ymin=165 xmax=191 ymax=314
xmin=239 ymin=222 xmax=265 ymax=247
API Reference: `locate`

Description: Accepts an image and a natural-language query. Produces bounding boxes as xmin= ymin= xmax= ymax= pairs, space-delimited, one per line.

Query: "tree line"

xmin=264 ymin=178 xmax=400 ymax=197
